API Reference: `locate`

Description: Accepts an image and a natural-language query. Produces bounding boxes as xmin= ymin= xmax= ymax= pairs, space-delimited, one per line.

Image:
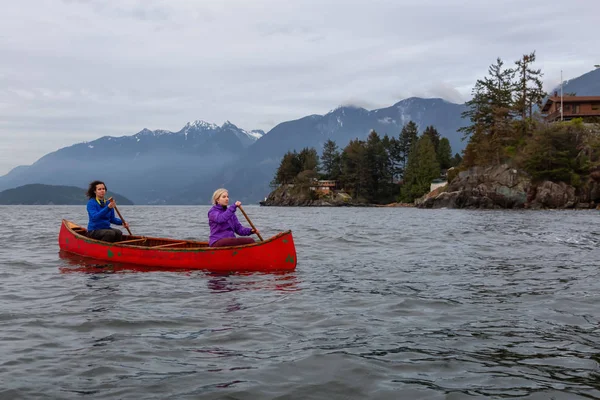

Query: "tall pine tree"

xmin=298 ymin=147 xmax=319 ymax=172
xmin=340 ymin=139 xmax=369 ymax=200
xmin=514 ymin=51 xmax=546 ymax=125
xmin=365 ymin=130 xmax=393 ymax=202
xmin=400 ymin=135 xmax=440 ymax=202
xmin=274 ymin=151 xmax=302 ymax=185
xmin=423 ymin=126 xmax=441 ymax=152
xmin=320 ymin=139 xmax=341 ymax=180
xmin=397 ymin=121 xmax=419 ymax=178
xmin=437 ymin=137 xmax=453 ymax=170
xmin=459 ymin=57 xmax=516 ymax=166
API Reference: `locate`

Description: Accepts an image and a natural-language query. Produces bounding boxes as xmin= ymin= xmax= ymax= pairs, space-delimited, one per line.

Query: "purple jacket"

xmin=208 ymin=204 xmax=253 ymax=246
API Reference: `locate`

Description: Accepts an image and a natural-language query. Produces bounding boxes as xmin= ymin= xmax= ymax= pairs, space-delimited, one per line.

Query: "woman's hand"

xmin=252 ymin=229 xmax=260 ymax=235
xmin=107 ymin=198 xmax=115 ymax=209
xmin=235 ymin=201 xmax=242 ymax=207
xmin=123 ymin=222 xmax=129 ymax=229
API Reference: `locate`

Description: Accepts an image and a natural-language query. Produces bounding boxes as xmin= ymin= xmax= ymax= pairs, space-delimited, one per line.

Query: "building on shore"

xmin=309 ymin=180 xmax=337 ymax=194
xmin=541 ymin=95 xmax=600 ymax=122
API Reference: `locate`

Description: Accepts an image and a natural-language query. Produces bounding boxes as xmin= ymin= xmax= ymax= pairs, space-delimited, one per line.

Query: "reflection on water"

xmin=59 ymin=250 xmax=301 ymax=293
xmin=59 ymin=250 xmax=193 ymax=274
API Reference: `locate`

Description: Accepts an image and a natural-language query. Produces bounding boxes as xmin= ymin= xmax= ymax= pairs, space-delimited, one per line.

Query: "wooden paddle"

xmin=238 ymin=205 xmax=263 ymax=241
xmin=108 ymin=197 xmax=133 ymax=235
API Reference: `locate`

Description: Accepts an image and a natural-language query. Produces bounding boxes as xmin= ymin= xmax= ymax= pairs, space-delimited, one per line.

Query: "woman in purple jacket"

xmin=208 ymin=188 xmax=259 ymax=247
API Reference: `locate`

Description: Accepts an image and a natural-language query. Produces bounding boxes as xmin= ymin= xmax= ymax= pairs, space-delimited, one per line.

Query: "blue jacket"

xmin=87 ymin=198 xmax=123 ymax=231
xmin=208 ymin=204 xmax=253 ymax=246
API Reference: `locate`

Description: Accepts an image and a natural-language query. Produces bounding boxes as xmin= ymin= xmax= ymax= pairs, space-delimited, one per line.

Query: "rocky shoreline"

xmin=416 ymin=164 xmax=600 ymax=209
xmin=261 ymin=164 xmax=600 ymax=209
xmin=260 ymin=186 xmax=413 ymax=207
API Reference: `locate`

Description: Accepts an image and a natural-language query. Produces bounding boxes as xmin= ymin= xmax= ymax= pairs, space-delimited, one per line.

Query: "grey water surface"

xmin=1 ymin=205 xmax=599 ymax=399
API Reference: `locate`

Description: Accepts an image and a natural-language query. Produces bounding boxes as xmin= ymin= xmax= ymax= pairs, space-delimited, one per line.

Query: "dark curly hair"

xmin=86 ymin=180 xmax=107 ymax=199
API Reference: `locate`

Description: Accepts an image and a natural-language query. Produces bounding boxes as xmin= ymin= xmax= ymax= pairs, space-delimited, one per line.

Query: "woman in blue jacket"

xmin=208 ymin=188 xmax=258 ymax=247
xmin=86 ymin=180 xmax=129 ymax=242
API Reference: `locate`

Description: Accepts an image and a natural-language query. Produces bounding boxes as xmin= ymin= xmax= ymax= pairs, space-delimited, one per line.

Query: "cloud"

xmin=338 ymin=98 xmax=381 ymax=111
xmin=425 ymin=83 xmax=467 ymax=104
xmin=0 ymin=0 xmax=599 ymax=174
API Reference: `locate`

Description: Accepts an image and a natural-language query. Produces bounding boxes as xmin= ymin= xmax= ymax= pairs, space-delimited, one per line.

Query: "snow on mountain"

xmin=221 ymin=121 xmax=263 ymax=146
xmin=183 ymin=120 xmax=219 ymax=132
xmin=76 ymin=119 xmax=261 ymax=147
xmin=247 ymin=130 xmax=265 ymax=140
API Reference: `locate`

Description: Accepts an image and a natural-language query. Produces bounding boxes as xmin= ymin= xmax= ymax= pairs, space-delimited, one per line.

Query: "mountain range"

xmin=0 ymin=121 xmax=264 ymax=204
xmin=1 ymin=68 xmax=598 ymax=204
xmin=197 ymin=97 xmax=468 ymax=204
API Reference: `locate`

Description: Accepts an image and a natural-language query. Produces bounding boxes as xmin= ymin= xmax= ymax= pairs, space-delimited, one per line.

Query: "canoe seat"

xmin=72 ymin=227 xmax=88 ymax=237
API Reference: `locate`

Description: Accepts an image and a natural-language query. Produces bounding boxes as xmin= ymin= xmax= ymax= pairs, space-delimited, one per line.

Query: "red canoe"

xmin=58 ymin=220 xmax=297 ymax=272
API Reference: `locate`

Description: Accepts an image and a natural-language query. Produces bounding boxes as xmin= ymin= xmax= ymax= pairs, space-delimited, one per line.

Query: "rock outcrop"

xmin=261 ymin=185 xmax=355 ymax=206
xmin=260 ymin=185 xmax=413 ymax=207
xmin=417 ymin=164 xmax=600 ymax=209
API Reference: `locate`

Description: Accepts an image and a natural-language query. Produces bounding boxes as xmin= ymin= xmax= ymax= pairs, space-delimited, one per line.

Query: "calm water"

xmin=1 ymin=205 xmax=600 ymax=399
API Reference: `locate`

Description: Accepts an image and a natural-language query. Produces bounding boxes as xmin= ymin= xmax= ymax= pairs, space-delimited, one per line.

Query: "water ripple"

xmin=1 ymin=206 xmax=600 ymax=399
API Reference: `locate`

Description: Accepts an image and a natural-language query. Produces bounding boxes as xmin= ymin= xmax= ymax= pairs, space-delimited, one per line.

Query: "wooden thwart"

xmin=118 ymin=238 xmax=147 ymax=245
xmin=151 ymin=242 xmax=187 ymax=248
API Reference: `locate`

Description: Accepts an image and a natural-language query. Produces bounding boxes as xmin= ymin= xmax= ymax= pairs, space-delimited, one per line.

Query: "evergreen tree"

xmin=298 ymin=147 xmax=319 ymax=172
xmin=274 ymin=151 xmax=302 ymax=185
xmin=273 ymin=148 xmax=320 ymax=186
xmin=423 ymin=126 xmax=441 ymax=152
xmin=365 ymin=130 xmax=393 ymax=201
xmin=451 ymin=153 xmax=463 ymax=167
xmin=321 ymin=139 xmax=341 ymax=179
xmin=400 ymin=135 xmax=440 ymax=202
xmin=514 ymin=51 xmax=546 ymax=121
xmin=383 ymin=134 xmax=402 ymax=182
xmin=522 ymin=120 xmax=586 ymax=183
xmin=481 ymin=57 xmax=515 ymax=131
xmin=459 ymin=57 xmax=516 ymax=166
xmin=340 ymin=139 xmax=368 ymax=200
xmin=459 ymin=80 xmax=493 ymax=144
xmin=437 ymin=137 xmax=453 ymax=170
xmin=397 ymin=121 xmax=419 ymax=176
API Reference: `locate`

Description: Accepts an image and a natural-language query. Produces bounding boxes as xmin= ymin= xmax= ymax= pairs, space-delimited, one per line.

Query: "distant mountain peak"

xmin=134 ymin=128 xmax=170 ymax=137
xmin=183 ymin=120 xmax=219 ymax=131
xmin=327 ymin=104 xmax=368 ymax=115
xmin=222 ymin=120 xmax=238 ymax=129
xmin=393 ymin=97 xmax=449 ymax=107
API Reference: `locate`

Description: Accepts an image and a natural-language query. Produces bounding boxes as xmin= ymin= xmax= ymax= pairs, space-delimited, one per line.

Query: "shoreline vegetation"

xmin=264 ymin=51 xmax=600 ymax=209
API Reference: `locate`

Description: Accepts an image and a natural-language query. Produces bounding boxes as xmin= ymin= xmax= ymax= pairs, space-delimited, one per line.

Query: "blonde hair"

xmin=212 ymin=188 xmax=228 ymax=205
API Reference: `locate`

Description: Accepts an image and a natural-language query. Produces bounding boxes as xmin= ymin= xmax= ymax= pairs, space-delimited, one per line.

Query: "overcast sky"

xmin=0 ymin=0 xmax=598 ymax=175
